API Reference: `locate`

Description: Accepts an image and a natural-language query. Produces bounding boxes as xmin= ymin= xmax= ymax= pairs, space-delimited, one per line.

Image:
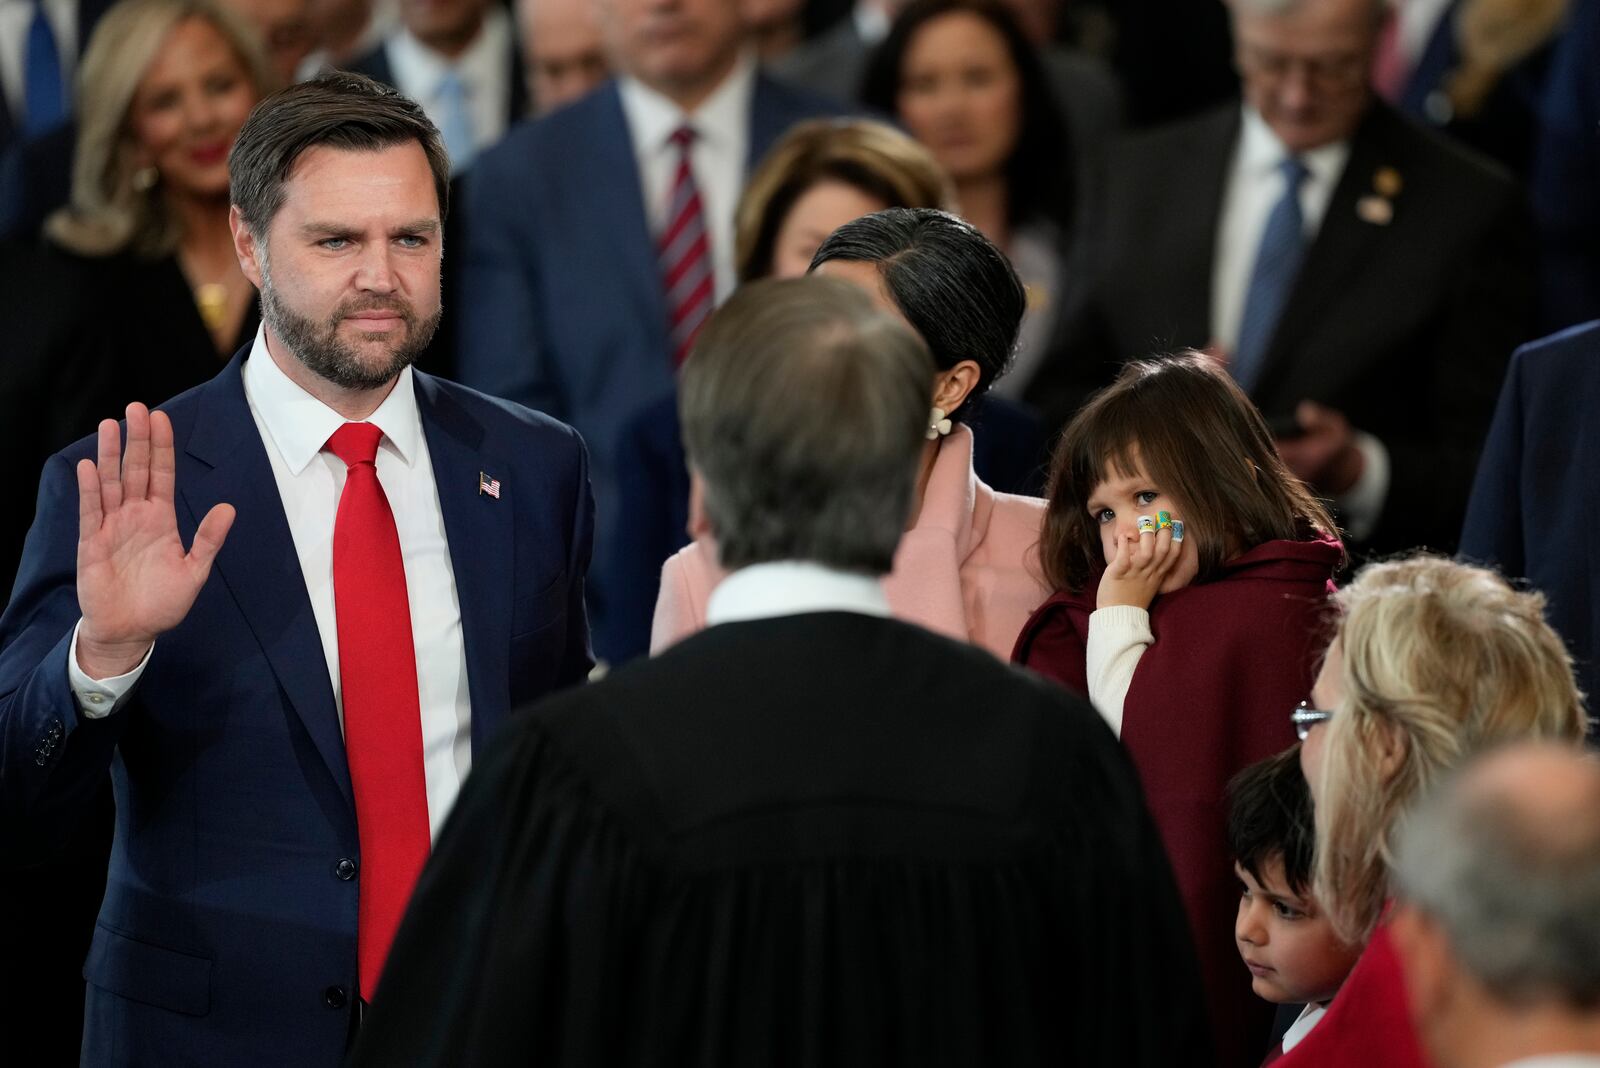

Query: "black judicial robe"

xmin=354 ymin=611 xmax=1211 ymax=1067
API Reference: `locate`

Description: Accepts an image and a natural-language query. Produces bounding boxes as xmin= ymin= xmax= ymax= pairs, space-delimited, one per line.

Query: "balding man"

xmin=515 ymin=0 xmax=609 ymax=115
xmin=1390 ymin=744 xmax=1600 ymax=1068
xmin=1036 ymin=0 xmax=1533 ymax=560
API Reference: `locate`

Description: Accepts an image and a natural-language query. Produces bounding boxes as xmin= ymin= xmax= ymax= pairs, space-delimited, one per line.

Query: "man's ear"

xmin=1388 ymin=904 xmax=1457 ymax=1054
xmin=687 ymin=468 xmax=712 ymax=541
xmin=230 ymin=205 xmax=264 ymax=289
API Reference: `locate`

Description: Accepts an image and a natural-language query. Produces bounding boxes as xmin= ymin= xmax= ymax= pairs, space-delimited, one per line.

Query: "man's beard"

xmin=259 ymin=263 xmax=442 ymax=391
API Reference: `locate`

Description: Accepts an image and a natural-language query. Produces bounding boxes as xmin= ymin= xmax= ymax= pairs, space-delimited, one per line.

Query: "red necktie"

xmin=327 ymin=422 xmax=430 ymax=1000
xmin=659 ymin=125 xmax=714 ymax=366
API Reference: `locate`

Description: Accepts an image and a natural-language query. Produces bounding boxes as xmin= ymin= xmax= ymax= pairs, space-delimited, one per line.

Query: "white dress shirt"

xmin=1212 ymin=106 xmax=1390 ymax=540
xmin=0 ymin=0 xmax=75 ymax=126
xmin=1281 ymin=1002 xmax=1327 ymax=1054
xmin=706 ymin=561 xmax=891 ymax=627
xmin=385 ymin=4 xmax=513 ymax=167
xmin=69 ymin=328 xmax=474 ymax=839
xmin=618 ymin=52 xmax=757 ymax=303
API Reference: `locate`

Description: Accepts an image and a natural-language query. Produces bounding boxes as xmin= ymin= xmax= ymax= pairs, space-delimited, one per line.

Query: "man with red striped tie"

xmin=0 ymin=72 xmax=594 ymax=1067
xmin=455 ymin=0 xmax=847 ymax=662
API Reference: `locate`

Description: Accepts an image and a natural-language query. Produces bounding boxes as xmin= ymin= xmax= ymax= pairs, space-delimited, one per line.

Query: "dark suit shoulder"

xmin=340 ymin=42 xmax=395 ymax=88
xmin=1512 ymin=318 xmax=1600 ymax=379
xmin=1112 ymin=103 xmax=1239 ymax=166
xmin=414 ymin=371 xmax=583 ymax=450
xmin=751 ymin=71 xmax=853 ymax=124
xmin=1360 ymin=101 xmax=1519 ymax=197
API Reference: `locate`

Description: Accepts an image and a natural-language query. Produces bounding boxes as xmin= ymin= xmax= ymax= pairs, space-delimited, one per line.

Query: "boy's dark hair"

xmin=1227 ymin=747 xmax=1316 ymax=897
xmin=1039 ymin=353 xmax=1341 ymax=593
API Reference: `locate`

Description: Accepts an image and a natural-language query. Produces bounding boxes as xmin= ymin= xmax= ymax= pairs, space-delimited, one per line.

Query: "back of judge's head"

xmin=679 ymin=276 xmax=935 ymax=575
xmin=1391 ymin=744 xmax=1600 ymax=1064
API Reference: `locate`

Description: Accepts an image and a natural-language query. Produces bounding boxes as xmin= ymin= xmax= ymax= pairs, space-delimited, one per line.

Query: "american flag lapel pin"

xmin=479 ymin=471 xmax=501 ymax=499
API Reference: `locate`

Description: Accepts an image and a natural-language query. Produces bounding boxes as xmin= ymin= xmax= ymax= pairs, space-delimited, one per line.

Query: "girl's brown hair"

xmin=1039 ymin=353 xmax=1339 ymax=592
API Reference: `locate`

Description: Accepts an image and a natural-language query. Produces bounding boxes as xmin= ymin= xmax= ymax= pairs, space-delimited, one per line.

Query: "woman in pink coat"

xmin=652 ymin=208 xmax=1050 ymax=659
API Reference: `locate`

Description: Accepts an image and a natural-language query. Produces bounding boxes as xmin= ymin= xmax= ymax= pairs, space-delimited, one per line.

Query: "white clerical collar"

xmin=1238 ymin=105 xmax=1350 ymax=192
xmin=706 ymin=561 xmax=890 ymax=627
xmin=242 ymin=325 xmax=421 ymax=475
xmin=618 ymin=49 xmax=758 ymax=158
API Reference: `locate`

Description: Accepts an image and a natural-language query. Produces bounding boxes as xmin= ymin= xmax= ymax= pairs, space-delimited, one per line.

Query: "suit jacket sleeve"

xmin=558 ymin=423 xmax=597 ymax=687
xmin=0 ymin=452 xmax=132 ymax=855
xmin=1373 ymin=181 xmax=1534 ymax=551
xmin=455 ymin=149 xmax=559 ymax=416
xmin=1458 ymin=345 xmax=1526 ymax=573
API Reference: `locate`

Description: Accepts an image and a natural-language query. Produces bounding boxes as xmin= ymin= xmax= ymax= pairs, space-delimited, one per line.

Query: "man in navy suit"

xmin=0 ymin=72 xmax=592 ymax=1066
xmin=454 ymin=0 xmax=844 ymax=659
xmin=1460 ymin=320 xmax=1600 ymax=733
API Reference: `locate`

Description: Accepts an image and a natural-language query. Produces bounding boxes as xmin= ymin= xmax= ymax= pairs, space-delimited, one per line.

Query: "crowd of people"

xmin=0 ymin=0 xmax=1597 ymax=1065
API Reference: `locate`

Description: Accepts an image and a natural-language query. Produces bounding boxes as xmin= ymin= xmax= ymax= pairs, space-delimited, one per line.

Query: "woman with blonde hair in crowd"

xmin=1278 ymin=554 xmax=1589 ymax=1066
xmin=43 ymin=0 xmax=276 ymax=399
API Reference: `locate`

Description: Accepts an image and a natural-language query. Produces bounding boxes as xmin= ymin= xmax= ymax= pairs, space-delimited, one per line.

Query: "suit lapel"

xmin=178 ymin=355 xmax=352 ymax=810
xmin=413 ymin=374 xmax=514 ymax=753
xmin=1177 ymin=110 xmax=1239 ymax=340
xmin=582 ymin=86 xmax=669 ymax=342
xmin=1256 ymin=105 xmax=1397 ymax=394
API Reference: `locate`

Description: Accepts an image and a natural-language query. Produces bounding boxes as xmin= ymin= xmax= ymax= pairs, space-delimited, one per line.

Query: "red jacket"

xmin=1275 ymin=926 xmax=1429 ymax=1067
xmin=1013 ymin=536 xmax=1343 ymax=1067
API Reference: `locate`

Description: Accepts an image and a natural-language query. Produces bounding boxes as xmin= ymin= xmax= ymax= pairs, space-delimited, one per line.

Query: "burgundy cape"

xmin=1274 ymin=926 xmax=1429 ymax=1068
xmin=1012 ymin=536 xmax=1342 ymax=1068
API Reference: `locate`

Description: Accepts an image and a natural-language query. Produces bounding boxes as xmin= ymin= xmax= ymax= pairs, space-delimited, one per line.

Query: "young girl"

xmin=1012 ymin=353 xmax=1344 ymax=1068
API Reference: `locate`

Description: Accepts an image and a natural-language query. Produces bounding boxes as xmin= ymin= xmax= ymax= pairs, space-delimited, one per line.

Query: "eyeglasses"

xmin=1291 ymin=701 xmax=1335 ymax=741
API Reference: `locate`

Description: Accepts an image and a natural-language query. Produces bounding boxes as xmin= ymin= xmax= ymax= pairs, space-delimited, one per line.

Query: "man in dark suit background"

xmin=1035 ymin=0 xmax=1532 ymax=557
xmin=0 ymin=73 xmax=592 ymax=1066
xmin=344 ymin=0 xmax=529 ymax=173
xmin=454 ymin=0 xmax=845 ymax=660
xmin=353 ymin=276 xmax=1209 ymax=1067
xmin=1459 ymin=319 xmax=1600 ymax=734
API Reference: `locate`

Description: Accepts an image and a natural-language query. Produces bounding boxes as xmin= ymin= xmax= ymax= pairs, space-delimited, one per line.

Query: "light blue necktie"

xmin=435 ymin=70 xmax=474 ymax=173
xmin=1233 ymin=157 xmax=1310 ymax=393
xmin=24 ymin=0 xmax=67 ymax=136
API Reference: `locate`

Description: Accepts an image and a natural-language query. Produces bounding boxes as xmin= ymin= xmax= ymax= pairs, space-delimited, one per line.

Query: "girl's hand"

xmin=1097 ymin=517 xmax=1185 ymax=610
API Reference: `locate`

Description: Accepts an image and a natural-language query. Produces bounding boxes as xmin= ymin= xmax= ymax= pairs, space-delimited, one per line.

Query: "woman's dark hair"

xmin=1039 ymin=353 xmax=1341 ymax=592
xmin=1227 ymin=747 xmax=1316 ymax=898
xmin=859 ymin=0 xmax=1075 ymax=234
xmin=809 ymin=207 xmax=1025 ymax=421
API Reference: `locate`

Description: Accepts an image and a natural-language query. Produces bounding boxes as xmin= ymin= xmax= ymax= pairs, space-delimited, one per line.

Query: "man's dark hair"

xmin=230 ymin=72 xmax=451 ymax=235
xmin=1227 ymin=747 xmax=1316 ymax=897
xmin=810 ymin=207 xmax=1025 ymax=423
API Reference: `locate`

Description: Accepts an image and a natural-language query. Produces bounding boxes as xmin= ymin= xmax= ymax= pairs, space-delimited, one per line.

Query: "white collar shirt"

xmin=706 ymin=561 xmax=891 ymax=627
xmin=1211 ymin=105 xmax=1351 ymax=355
xmin=1281 ymin=1002 xmax=1328 ymax=1055
xmin=0 ymin=0 xmax=76 ymax=126
xmin=385 ymin=4 xmax=513 ymax=165
xmin=618 ymin=51 xmax=757 ymax=303
xmin=242 ymin=327 xmax=472 ymax=840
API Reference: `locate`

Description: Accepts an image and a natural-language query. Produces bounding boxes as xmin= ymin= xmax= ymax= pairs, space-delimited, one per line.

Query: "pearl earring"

xmin=132 ymin=166 xmax=159 ymax=192
xmin=926 ymin=406 xmax=952 ymax=440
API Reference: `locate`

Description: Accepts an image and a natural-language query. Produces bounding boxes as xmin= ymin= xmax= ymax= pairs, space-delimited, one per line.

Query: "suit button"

xmin=335 ymin=858 xmax=357 ymax=881
xmin=324 ymin=985 xmax=347 ymax=1009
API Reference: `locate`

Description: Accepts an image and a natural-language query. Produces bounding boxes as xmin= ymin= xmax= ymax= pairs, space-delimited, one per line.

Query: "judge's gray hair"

xmin=1393 ymin=744 xmax=1600 ymax=1010
xmin=680 ymin=276 xmax=934 ymax=574
xmin=1226 ymin=0 xmax=1387 ymax=24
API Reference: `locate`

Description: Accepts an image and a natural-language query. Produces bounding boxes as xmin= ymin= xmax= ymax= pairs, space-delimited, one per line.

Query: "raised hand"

xmin=1097 ymin=518 xmax=1188 ymax=611
xmin=75 ymin=403 xmax=235 ymax=679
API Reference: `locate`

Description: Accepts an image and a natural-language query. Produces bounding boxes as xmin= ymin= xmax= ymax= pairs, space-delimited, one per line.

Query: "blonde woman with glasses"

xmin=1278 ymin=553 xmax=1588 ymax=1067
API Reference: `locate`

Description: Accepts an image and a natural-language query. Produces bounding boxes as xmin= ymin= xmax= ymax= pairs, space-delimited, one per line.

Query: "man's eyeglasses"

xmin=1237 ymin=44 xmax=1370 ymax=91
xmin=1291 ymin=701 xmax=1335 ymax=741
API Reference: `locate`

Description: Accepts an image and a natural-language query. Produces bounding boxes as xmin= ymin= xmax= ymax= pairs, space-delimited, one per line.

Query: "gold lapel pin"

xmin=1374 ymin=166 xmax=1403 ymax=198
xmin=1357 ymin=195 xmax=1394 ymax=226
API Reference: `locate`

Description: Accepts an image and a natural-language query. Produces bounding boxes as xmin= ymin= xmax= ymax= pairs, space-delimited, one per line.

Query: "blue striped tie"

xmin=1233 ymin=157 xmax=1310 ymax=392
xmin=436 ymin=70 xmax=474 ymax=173
xmin=24 ymin=0 xmax=67 ymax=137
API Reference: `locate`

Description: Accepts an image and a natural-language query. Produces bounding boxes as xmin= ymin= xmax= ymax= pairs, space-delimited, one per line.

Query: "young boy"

xmin=1226 ymin=747 xmax=1364 ymax=1064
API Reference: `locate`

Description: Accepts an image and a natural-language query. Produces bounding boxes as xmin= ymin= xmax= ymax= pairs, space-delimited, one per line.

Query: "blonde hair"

xmin=46 ymin=0 xmax=275 ymax=258
xmin=1312 ymin=554 xmax=1588 ymax=944
xmin=733 ymin=118 xmax=953 ymax=283
xmin=1446 ymin=0 xmax=1568 ymax=119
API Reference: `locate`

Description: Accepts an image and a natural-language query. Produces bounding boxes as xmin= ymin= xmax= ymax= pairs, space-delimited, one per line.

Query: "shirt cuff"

xmin=67 ymin=622 xmax=153 ymax=719
xmin=1086 ymin=605 xmax=1154 ymax=739
xmin=1336 ymin=432 xmax=1391 ymax=544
